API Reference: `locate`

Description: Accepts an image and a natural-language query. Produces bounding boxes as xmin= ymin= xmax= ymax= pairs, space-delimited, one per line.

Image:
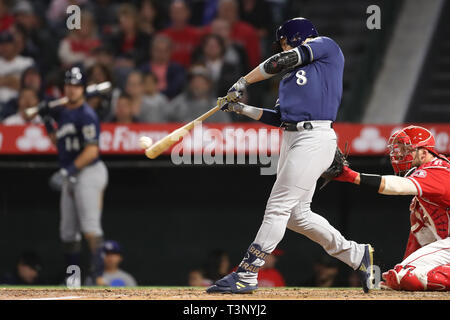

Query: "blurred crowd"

xmin=0 ymin=0 xmax=295 ymax=126
xmin=1 ymin=240 xmax=137 ymax=286
xmin=0 ymin=245 xmax=360 ymax=287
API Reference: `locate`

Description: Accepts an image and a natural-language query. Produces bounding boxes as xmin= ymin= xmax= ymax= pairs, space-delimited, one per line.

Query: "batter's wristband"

xmin=359 ymin=174 xmax=382 ymax=192
xmin=65 ymin=163 xmax=78 ymax=176
xmin=259 ymin=109 xmax=282 ymax=127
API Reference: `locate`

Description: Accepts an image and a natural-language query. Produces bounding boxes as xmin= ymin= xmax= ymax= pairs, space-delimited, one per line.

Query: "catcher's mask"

xmin=387 ymin=125 xmax=436 ymax=176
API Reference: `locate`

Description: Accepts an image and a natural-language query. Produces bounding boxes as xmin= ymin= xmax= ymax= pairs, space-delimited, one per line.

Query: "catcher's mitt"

xmin=320 ymin=144 xmax=349 ymax=190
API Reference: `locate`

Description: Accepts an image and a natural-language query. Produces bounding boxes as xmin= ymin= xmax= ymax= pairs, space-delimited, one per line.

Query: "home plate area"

xmin=1 ymin=287 xmax=449 ymax=300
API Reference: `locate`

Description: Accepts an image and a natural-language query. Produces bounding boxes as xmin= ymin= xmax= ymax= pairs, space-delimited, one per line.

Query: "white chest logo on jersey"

xmin=56 ymin=123 xmax=76 ymax=139
xmin=295 ymin=70 xmax=307 ymax=86
xmin=412 ymin=170 xmax=427 ymax=178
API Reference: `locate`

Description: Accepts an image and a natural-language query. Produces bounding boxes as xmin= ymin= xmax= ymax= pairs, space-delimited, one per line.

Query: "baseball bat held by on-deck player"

xmin=25 ymin=81 xmax=112 ymax=118
xmin=144 ymin=97 xmax=227 ymax=159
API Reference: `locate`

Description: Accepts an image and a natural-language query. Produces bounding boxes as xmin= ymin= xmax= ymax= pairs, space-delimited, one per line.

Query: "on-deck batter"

xmin=39 ymin=67 xmax=108 ymax=285
xmin=207 ymin=18 xmax=374 ymax=294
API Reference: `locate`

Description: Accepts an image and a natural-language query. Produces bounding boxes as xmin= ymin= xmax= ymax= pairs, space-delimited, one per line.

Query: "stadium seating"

xmin=406 ymin=0 xmax=450 ymax=123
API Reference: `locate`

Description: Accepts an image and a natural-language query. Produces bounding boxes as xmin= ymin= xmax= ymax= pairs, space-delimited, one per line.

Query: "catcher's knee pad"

xmin=236 ymin=243 xmax=269 ymax=274
xmin=426 ymin=264 xmax=450 ymax=291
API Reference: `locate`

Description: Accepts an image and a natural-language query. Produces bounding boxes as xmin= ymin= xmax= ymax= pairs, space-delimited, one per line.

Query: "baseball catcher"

xmin=334 ymin=125 xmax=450 ymax=291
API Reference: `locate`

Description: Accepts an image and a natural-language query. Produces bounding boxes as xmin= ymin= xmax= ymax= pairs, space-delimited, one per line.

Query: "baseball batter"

xmin=39 ymin=67 xmax=108 ymax=285
xmin=207 ymin=18 xmax=374 ymax=294
xmin=335 ymin=126 xmax=450 ymax=291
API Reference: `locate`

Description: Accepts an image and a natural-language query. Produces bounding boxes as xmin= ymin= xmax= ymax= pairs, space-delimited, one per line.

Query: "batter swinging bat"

xmin=144 ymin=97 xmax=227 ymax=159
xmin=24 ymin=81 xmax=112 ymax=118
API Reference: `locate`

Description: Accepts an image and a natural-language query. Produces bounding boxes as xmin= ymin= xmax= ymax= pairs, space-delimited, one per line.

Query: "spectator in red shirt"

xmin=257 ymin=248 xmax=286 ymax=287
xmin=216 ymin=0 xmax=261 ymax=69
xmin=0 ymin=0 xmax=14 ymax=32
xmin=58 ymin=10 xmax=101 ymax=69
xmin=160 ymin=0 xmax=204 ymax=68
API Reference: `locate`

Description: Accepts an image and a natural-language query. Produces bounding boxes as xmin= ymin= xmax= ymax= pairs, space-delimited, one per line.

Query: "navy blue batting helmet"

xmin=275 ymin=17 xmax=318 ymax=48
xmin=64 ymin=66 xmax=85 ymax=86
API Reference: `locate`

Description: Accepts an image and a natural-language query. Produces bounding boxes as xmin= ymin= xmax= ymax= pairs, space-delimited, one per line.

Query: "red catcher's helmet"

xmin=387 ymin=125 xmax=436 ymax=176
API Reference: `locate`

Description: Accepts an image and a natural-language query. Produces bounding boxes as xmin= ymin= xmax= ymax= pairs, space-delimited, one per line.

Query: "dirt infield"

xmin=1 ymin=287 xmax=450 ymax=300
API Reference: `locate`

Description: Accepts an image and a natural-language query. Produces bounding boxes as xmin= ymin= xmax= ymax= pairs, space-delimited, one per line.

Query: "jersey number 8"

xmin=296 ymin=70 xmax=307 ymax=86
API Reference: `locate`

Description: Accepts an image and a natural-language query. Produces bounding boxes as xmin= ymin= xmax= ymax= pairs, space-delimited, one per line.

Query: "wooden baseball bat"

xmin=25 ymin=81 xmax=112 ymax=118
xmin=145 ymin=98 xmax=227 ymax=159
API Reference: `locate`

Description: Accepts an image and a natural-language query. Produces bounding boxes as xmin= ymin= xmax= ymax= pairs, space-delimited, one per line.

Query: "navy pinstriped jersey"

xmin=277 ymin=36 xmax=344 ymax=122
xmin=51 ymin=102 xmax=100 ymax=168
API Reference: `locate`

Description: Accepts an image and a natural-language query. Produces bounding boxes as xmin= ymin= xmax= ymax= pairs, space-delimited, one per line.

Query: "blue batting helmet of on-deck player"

xmin=275 ymin=17 xmax=318 ymax=48
xmin=64 ymin=66 xmax=85 ymax=86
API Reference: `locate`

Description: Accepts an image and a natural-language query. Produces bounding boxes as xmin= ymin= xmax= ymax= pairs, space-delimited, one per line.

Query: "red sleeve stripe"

xmin=407 ymin=177 xmax=423 ymax=197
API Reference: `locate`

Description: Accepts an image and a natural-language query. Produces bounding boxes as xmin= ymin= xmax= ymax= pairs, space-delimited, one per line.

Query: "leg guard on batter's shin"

xmin=85 ymin=235 xmax=104 ymax=282
xmin=426 ymin=264 xmax=450 ymax=291
xmin=236 ymin=243 xmax=270 ymax=275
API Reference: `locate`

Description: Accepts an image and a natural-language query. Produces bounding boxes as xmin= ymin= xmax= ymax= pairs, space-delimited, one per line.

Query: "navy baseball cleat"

xmin=206 ymin=272 xmax=257 ymax=294
xmin=358 ymin=244 xmax=375 ymax=293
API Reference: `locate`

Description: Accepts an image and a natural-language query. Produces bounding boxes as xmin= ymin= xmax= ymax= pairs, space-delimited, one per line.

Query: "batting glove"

xmin=220 ymin=101 xmax=244 ymax=114
xmin=226 ymin=77 xmax=248 ymax=102
xmin=49 ymin=164 xmax=78 ymax=192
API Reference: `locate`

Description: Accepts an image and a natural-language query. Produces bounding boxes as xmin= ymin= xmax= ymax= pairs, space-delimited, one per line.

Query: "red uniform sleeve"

xmin=406 ymin=168 xmax=446 ymax=198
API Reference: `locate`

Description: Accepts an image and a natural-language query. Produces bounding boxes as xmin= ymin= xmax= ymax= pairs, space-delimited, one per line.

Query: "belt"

xmin=280 ymin=121 xmax=333 ymax=131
